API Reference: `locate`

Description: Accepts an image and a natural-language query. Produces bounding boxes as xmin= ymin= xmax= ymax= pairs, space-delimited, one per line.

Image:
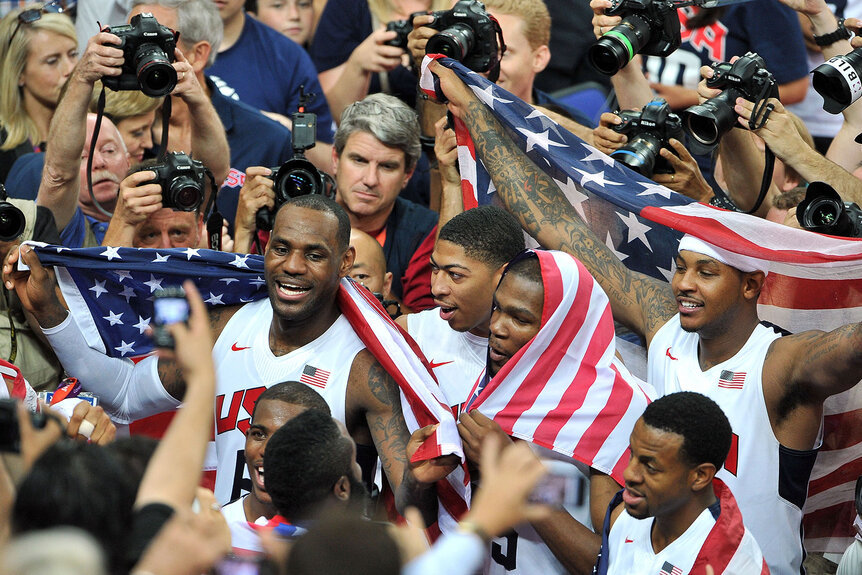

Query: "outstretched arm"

xmin=429 ymin=60 xmax=677 ymax=347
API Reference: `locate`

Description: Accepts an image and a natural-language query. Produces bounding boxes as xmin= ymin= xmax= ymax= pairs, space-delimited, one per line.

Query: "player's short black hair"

xmin=438 ymin=206 xmax=525 ymax=269
xmin=278 ymin=194 xmax=352 ymax=252
xmin=641 ymin=391 xmax=732 ymax=469
xmin=251 ymin=381 xmax=331 ymax=420
xmin=265 ymin=409 xmax=354 ymax=521
xmin=504 ymin=251 xmax=543 ymax=285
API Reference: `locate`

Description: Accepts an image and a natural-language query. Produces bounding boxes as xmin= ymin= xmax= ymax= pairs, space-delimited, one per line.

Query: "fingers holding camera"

xmin=76 ymin=32 xmax=125 ymax=84
xmin=653 ymin=139 xmax=715 ymax=202
xmin=408 ymin=14 xmax=437 ymax=69
xmin=734 ymin=97 xmax=794 ymax=153
xmin=17 ymin=402 xmax=64 ymax=470
xmin=592 ymin=112 xmax=627 ymax=156
xmin=233 ymin=167 xmax=274 ymax=253
xmin=352 ymin=28 xmax=405 ymax=74
xmin=696 ymin=66 xmax=723 ymax=104
xmin=590 ymin=0 xmax=620 ymax=40
xmin=117 ymin=171 xmax=164 ymax=227
xmin=162 ymin=281 xmax=215 ymax=382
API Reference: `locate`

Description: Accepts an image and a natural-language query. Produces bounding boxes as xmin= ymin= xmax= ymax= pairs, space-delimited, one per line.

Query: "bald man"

xmin=348 ymin=228 xmax=392 ymax=299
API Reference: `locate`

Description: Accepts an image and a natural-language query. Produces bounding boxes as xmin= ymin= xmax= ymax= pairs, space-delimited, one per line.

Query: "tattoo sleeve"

xmin=462 ymin=99 xmax=677 ymax=342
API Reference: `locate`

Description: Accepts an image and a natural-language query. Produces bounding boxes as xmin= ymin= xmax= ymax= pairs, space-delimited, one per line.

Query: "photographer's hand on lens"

xmin=735 ymin=97 xmax=797 ymax=159
xmin=409 ymin=14 xmax=437 ymax=70
xmin=592 ymin=112 xmax=627 ymax=156
xmin=351 ymin=27 xmax=406 ymax=74
xmin=696 ymin=65 xmax=724 ymax=103
xmin=117 ymin=170 xmax=163 ymax=227
xmin=169 ymin=48 xmax=203 ymax=104
xmin=76 ymin=31 xmax=125 ymax=86
xmin=651 ymin=138 xmax=716 ymax=202
xmin=233 ymin=166 xmax=275 ymax=253
xmin=590 ymin=0 xmax=622 ymax=41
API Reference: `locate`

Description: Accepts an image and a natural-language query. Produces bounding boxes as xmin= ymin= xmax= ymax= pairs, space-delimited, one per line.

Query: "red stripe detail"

xmin=690 ymin=481 xmax=747 ymax=575
xmin=820 ymin=409 xmax=862 ymax=452
xmin=761 ymin=274 xmax=862 ymax=310
xmin=803 ymin=501 xmax=858 ymax=540
xmin=724 ymin=433 xmax=738 ymax=476
xmin=807 ymin=454 xmax=862 ymax=497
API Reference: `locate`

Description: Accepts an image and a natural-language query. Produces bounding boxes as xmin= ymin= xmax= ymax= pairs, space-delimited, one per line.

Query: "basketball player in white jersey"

xmin=428 ymin=58 xmax=862 ymax=575
xmin=6 ymin=194 xmax=457 ymax=527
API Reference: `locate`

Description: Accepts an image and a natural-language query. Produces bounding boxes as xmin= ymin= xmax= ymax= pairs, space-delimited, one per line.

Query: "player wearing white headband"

xmin=425 ymin=58 xmax=862 ymax=575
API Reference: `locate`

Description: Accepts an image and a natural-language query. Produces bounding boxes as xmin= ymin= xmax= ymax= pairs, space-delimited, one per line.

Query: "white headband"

xmin=677 ymin=235 xmax=769 ymax=275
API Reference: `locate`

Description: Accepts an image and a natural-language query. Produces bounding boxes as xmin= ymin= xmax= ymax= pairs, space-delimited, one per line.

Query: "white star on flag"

xmin=205 ymin=292 xmax=224 ymax=305
xmin=103 ymin=310 xmax=124 ymax=326
xmin=219 ymin=277 xmax=239 ymax=284
xmin=656 ymin=258 xmax=676 ymax=283
xmin=525 ymin=109 xmax=563 ymax=138
xmin=114 ymin=340 xmax=135 ymax=356
xmin=152 ymin=253 xmax=170 ymax=263
xmin=617 ymin=211 xmax=653 ymax=251
xmin=606 ymin=232 xmax=628 ymax=261
xmin=183 ymin=247 xmax=201 ymax=260
xmin=230 ymin=255 xmax=250 ymax=269
xmin=114 ymin=270 xmax=133 ymax=283
xmin=119 ymin=285 xmax=137 ymax=303
xmin=133 ymin=316 xmax=151 ymax=335
xmin=573 ymin=168 xmax=623 ymax=188
xmin=637 ymin=181 xmax=673 ymax=199
xmin=470 ymin=84 xmax=512 ymax=109
xmin=89 ymin=279 xmax=108 ymax=299
xmin=580 ymin=143 xmax=616 ymax=167
xmin=250 ymin=276 xmax=266 ymax=287
xmin=101 ymin=246 xmax=122 ymax=261
xmin=516 ymin=128 xmax=567 ymax=153
xmin=554 ymin=177 xmax=589 ymax=221
xmin=143 ymin=275 xmax=164 ymax=293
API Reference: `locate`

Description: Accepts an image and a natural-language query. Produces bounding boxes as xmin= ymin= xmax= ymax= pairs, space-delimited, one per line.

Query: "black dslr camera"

xmin=103 ymin=13 xmax=178 ymax=97
xmin=256 ymin=94 xmax=330 ymax=231
xmin=796 ymin=182 xmax=862 ymax=238
xmin=0 ymin=184 xmax=25 ymax=242
xmin=682 ymin=52 xmax=778 ymax=150
xmin=610 ymin=99 xmax=683 ymax=177
xmin=0 ymin=399 xmax=53 ymax=453
xmin=423 ymin=0 xmax=503 ymax=75
xmin=589 ymin=0 xmax=681 ymax=76
xmin=385 ymin=14 xmax=418 ymax=50
xmin=812 ymin=49 xmax=862 ymax=114
xmin=137 ymin=152 xmax=208 ymax=212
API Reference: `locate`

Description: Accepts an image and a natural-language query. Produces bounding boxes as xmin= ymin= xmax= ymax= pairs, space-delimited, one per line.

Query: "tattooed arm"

xmin=429 ymin=61 xmax=677 ymax=347
xmin=348 ymin=350 xmax=457 ymax=526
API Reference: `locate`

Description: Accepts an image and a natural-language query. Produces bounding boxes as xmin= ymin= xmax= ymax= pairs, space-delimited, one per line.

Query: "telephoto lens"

xmin=426 ymin=23 xmax=475 ymax=62
xmin=136 ymin=44 xmax=177 ymax=97
xmin=812 ymin=50 xmax=862 ymax=114
xmin=796 ymin=182 xmax=862 ymax=238
xmin=589 ymin=15 xmax=651 ymax=76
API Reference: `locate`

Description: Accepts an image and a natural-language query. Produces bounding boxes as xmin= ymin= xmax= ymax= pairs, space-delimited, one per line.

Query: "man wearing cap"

xmin=428 ymin=59 xmax=862 ymax=575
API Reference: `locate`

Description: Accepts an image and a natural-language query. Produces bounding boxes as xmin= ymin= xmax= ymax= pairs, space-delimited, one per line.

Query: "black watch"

xmin=814 ymin=18 xmax=852 ymax=47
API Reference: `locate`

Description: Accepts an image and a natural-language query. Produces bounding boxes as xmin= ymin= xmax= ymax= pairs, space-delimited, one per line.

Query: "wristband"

xmin=814 ymin=18 xmax=852 ymax=47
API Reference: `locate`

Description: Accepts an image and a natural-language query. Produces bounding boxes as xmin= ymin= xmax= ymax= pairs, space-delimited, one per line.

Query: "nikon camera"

xmin=610 ymin=99 xmax=683 ymax=177
xmin=135 ymin=152 xmax=208 ymax=212
xmin=682 ymin=52 xmax=778 ymax=150
xmin=796 ymin=182 xmax=862 ymax=238
xmin=589 ymin=0 xmax=681 ymax=76
xmin=423 ymin=0 xmax=502 ymax=74
xmin=103 ymin=13 xmax=178 ymax=97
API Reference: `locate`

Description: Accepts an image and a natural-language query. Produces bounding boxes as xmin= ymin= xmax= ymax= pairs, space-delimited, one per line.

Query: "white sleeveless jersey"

xmin=648 ymin=316 xmax=816 ymax=575
xmin=607 ymin=506 xmax=715 ymax=575
xmin=221 ymin=496 xmax=263 ymax=555
xmin=212 ymin=299 xmax=365 ymax=504
xmin=407 ymin=308 xmax=488 ymax=409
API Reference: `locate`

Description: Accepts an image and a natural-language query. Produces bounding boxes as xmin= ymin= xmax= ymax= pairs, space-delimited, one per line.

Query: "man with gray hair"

xmin=332 ymin=93 xmax=438 ymax=311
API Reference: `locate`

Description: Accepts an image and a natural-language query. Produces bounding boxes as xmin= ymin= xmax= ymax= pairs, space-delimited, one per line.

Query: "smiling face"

xmin=487 ymin=270 xmax=544 ymax=377
xmin=431 ymin=239 xmax=500 ymax=336
xmin=332 ymin=131 xmax=414 ymax=229
xmin=254 ymin=0 xmax=314 ymax=45
xmin=672 ymin=250 xmax=749 ymax=336
xmin=19 ymin=29 xmax=77 ymax=111
xmin=264 ymin=205 xmax=353 ymax=325
xmin=622 ymin=419 xmax=694 ymax=521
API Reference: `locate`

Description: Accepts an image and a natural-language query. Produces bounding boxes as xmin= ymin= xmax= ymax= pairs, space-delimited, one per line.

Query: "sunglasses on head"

xmin=8 ymin=0 xmax=72 ymax=46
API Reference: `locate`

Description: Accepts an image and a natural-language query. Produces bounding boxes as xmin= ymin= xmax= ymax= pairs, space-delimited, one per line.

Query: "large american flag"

xmin=26 ymin=244 xmax=470 ymax=533
xmin=422 ymin=56 xmax=862 ymax=553
xmin=464 ymin=250 xmax=652 ymax=485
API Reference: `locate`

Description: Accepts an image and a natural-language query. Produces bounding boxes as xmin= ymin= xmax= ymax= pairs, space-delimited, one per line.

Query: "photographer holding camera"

xmin=35 ymin=24 xmax=229 ymax=249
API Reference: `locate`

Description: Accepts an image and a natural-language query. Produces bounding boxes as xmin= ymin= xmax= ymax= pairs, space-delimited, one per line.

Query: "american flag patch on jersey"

xmin=658 ymin=561 xmax=682 ymax=575
xmin=718 ymin=370 xmax=746 ymax=389
xmin=300 ymin=365 xmax=330 ymax=389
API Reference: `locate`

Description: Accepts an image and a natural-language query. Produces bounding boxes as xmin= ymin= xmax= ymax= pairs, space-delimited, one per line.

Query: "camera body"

xmin=610 ymin=99 xmax=683 ymax=177
xmin=424 ymin=0 xmax=501 ymax=74
xmin=683 ymin=52 xmax=778 ymax=149
xmin=589 ymin=0 xmax=681 ymax=76
xmin=0 ymin=184 xmax=25 ymax=242
xmin=385 ymin=17 xmax=414 ymax=50
xmin=256 ymin=111 xmax=329 ymax=231
xmin=797 ymin=181 xmax=862 ymax=238
xmin=142 ymin=152 xmax=208 ymax=212
xmin=0 ymin=399 xmax=51 ymax=453
xmin=103 ymin=13 xmax=178 ymax=97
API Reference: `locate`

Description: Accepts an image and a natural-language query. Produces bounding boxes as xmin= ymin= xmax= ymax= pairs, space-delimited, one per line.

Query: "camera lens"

xmin=426 ymin=23 xmax=475 ymax=62
xmin=136 ymin=44 xmax=177 ymax=97
xmin=683 ymin=91 xmax=738 ymax=147
xmin=610 ymin=133 xmax=662 ymax=177
xmin=808 ymin=199 xmax=840 ymax=227
xmin=589 ymin=16 xmax=650 ymax=76
xmin=272 ymin=158 xmax=322 ymax=202
xmin=0 ymin=202 xmax=25 ymax=242
xmin=812 ymin=50 xmax=862 ymax=114
xmin=168 ymin=177 xmax=203 ymax=212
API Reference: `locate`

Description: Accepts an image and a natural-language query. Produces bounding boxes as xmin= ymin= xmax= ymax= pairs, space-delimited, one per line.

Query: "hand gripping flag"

xmin=464 ymin=250 xmax=653 ymax=484
xmin=421 ymin=56 xmax=862 ymax=552
xmin=28 ymin=244 xmax=469 ymax=532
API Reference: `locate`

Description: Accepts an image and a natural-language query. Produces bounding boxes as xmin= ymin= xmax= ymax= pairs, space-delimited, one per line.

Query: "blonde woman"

xmin=0 ymin=2 xmax=77 ymax=181
xmin=89 ymin=82 xmax=163 ymax=165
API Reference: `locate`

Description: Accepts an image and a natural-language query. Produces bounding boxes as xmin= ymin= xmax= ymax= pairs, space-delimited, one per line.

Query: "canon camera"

xmin=103 ymin=13 xmax=178 ymax=97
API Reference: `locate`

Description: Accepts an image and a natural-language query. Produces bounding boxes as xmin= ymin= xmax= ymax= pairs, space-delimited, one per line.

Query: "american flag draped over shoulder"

xmin=28 ymin=244 xmax=469 ymax=532
xmin=421 ymin=56 xmax=862 ymax=553
xmin=464 ymin=250 xmax=653 ymax=484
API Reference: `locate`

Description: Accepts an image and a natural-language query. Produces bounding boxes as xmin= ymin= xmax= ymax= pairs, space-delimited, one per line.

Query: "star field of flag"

xmin=33 ymin=245 xmax=269 ymax=358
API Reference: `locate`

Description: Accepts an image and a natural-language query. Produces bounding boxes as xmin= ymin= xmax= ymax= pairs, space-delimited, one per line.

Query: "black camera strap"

xmin=86 ymin=86 xmax=115 ymax=219
xmin=203 ymin=169 xmax=223 ymax=252
xmin=742 ymin=82 xmax=777 ymax=215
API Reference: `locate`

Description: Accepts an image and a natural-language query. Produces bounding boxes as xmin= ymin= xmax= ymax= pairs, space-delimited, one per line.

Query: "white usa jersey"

xmin=648 ymin=317 xmax=817 ymax=575
xmin=407 ymin=308 xmax=487 ymax=409
xmin=221 ymin=496 xmax=263 ymax=555
xmin=212 ymin=299 xmax=365 ymax=504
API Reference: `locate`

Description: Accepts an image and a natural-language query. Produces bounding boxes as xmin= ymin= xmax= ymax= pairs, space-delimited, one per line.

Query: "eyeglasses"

xmin=8 ymin=0 xmax=71 ymax=46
